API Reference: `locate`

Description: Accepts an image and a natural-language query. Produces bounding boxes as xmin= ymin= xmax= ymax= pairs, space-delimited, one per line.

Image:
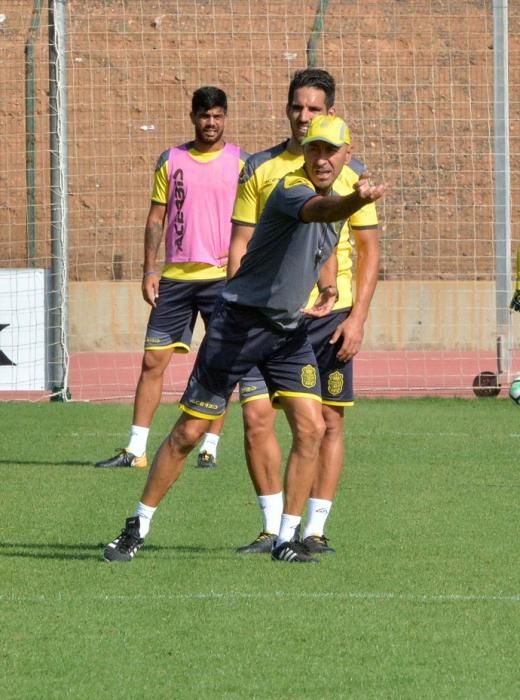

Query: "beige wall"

xmin=69 ymin=280 xmax=517 ymax=353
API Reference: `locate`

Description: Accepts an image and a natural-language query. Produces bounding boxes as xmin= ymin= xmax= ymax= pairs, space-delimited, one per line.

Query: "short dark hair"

xmin=191 ymin=86 xmax=228 ymax=115
xmin=287 ymin=69 xmax=336 ymax=109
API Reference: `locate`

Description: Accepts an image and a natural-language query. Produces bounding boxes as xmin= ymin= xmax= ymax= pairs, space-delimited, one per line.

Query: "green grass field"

xmin=1 ymin=398 xmax=519 ymax=699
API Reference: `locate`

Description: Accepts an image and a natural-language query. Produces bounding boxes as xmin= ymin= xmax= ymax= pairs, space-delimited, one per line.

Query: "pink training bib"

xmin=165 ymin=143 xmax=241 ymax=266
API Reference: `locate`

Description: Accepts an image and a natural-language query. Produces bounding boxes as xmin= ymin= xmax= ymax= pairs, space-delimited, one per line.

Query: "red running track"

xmin=1 ymin=350 xmax=517 ymax=402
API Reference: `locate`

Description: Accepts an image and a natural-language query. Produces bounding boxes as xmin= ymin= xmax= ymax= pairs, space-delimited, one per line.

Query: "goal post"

xmin=493 ymin=0 xmax=512 ymax=382
xmin=47 ymin=0 xmax=70 ymax=401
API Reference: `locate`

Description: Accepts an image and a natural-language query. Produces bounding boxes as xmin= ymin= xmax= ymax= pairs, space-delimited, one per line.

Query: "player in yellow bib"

xmin=229 ymin=69 xmax=381 ymax=554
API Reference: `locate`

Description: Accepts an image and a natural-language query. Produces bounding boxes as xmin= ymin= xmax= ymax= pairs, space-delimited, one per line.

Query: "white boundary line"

xmin=1 ymin=591 xmax=518 ymax=604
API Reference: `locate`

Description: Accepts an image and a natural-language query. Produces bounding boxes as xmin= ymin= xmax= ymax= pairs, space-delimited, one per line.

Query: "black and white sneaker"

xmin=103 ymin=516 xmax=144 ymax=563
xmin=271 ymin=540 xmax=319 ymax=563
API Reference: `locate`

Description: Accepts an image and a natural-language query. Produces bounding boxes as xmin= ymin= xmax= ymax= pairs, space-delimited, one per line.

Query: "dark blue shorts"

xmin=238 ymin=309 xmax=354 ymax=406
xmin=144 ymin=278 xmax=225 ymax=352
xmin=238 ymin=366 xmax=269 ymax=404
xmin=305 ymin=309 xmax=354 ymax=406
xmin=180 ymin=300 xmax=321 ymax=419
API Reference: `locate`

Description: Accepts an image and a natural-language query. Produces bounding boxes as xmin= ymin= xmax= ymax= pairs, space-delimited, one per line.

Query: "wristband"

xmin=143 ymin=270 xmax=157 ymax=277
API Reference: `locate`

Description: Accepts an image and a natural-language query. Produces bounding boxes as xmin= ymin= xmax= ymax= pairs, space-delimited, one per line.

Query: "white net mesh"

xmin=1 ymin=0 xmax=519 ymax=400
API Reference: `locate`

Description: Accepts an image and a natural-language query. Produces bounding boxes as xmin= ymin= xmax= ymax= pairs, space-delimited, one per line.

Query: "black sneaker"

xmin=272 ymin=540 xmax=320 ymax=563
xmin=196 ymin=450 xmax=217 ymax=468
xmin=95 ymin=449 xmax=148 ymax=469
xmin=103 ymin=516 xmax=144 ymax=562
xmin=236 ymin=531 xmax=276 ymax=554
xmin=303 ymin=534 xmax=336 ymax=554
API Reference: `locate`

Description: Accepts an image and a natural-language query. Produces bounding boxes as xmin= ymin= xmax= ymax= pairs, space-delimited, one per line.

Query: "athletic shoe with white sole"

xmin=302 ymin=534 xmax=336 ymax=554
xmin=271 ymin=540 xmax=319 ymax=563
xmin=236 ymin=531 xmax=277 ymax=554
xmin=196 ymin=450 xmax=217 ymax=468
xmin=103 ymin=516 xmax=144 ymax=562
xmin=95 ymin=449 xmax=148 ymax=469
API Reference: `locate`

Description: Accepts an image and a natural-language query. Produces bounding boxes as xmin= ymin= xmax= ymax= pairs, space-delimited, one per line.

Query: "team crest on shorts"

xmin=301 ymin=364 xmax=317 ymax=388
xmin=327 ymin=370 xmax=344 ymax=396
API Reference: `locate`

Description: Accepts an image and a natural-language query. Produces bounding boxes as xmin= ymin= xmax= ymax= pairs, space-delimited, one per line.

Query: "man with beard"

xmin=96 ymin=86 xmax=248 ymax=471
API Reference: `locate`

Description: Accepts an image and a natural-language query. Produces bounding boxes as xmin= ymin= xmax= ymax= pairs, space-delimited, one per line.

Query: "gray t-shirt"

xmin=223 ymin=167 xmax=343 ymax=330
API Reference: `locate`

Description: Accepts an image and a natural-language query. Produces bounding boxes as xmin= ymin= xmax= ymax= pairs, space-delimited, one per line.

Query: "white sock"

xmin=127 ymin=425 xmax=149 ymax=457
xmin=258 ymin=492 xmax=283 ymax=534
xmin=133 ymin=501 xmax=157 ymax=538
xmin=303 ymin=498 xmax=333 ymax=539
xmin=198 ymin=432 xmax=220 ymax=458
xmin=276 ymin=513 xmax=301 ymax=546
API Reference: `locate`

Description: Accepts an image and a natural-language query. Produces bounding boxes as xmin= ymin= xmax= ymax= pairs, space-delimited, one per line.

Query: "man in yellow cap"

xmin=231 ymin=69 xmax=381 ymax=556
xmin=102 ymin=114 xmax=387 ymax=564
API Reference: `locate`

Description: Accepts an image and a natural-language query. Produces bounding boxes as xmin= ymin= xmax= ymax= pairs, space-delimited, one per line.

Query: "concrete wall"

xmin=69 ymin=280 xmax=518 ymax=353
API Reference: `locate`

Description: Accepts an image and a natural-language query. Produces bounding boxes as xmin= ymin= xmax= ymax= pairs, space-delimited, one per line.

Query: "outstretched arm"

xmin=301 ymin=172 xmax=387 ymax=224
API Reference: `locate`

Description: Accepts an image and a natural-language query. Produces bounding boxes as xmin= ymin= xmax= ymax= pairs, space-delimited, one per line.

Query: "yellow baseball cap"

xmin=301 ymin=115 xmax=351 ymax=147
